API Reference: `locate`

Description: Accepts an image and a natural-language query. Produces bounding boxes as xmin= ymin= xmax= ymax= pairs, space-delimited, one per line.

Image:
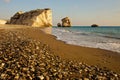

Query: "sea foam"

xmin=52 ymin=27 xmax=120 ymax=53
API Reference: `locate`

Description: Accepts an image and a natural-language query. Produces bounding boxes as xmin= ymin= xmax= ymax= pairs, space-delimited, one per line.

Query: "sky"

xmin=0 ymin=0 xmax=120 ymax=26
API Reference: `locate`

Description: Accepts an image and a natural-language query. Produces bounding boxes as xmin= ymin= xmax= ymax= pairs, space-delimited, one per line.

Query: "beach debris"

xmin=0 ymin=28 xmax=119 ymax=80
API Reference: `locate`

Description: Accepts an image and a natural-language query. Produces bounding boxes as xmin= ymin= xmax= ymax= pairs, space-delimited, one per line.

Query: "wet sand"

xmin=0 ymin=24 xmax=120 ymax=74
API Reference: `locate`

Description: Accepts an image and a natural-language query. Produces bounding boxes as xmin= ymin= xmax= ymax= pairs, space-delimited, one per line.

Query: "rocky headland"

xmin=0 ymin=26 xmax=120 ymax=79
xmin=8 ymin=8 xmax=52 ymax=27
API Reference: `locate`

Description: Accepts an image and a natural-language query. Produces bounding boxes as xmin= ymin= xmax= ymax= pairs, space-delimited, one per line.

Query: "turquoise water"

xmin=59 ymin=26 xmax=120 ymax=39
xmin=52 ymin=26 xmax=120 ymax=53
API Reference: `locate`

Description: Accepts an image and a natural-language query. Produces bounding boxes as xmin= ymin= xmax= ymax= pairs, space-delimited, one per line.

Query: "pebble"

xmin=14 ymin=74 xmax=19 ymax=79
xmin=58 ymin=74 xmax=62 ymax=79
xmin=84 ymin=78 xmax=89 ymax=80
xmin=45 ymin=76 xmax=50 ymax=80
xmin=38 ymin=75 xmax=44 ymax=80
xmin=1 ymin=63 xmax=5 ymax=67
xmin=0 ymin=29 xmax=119 ymax=80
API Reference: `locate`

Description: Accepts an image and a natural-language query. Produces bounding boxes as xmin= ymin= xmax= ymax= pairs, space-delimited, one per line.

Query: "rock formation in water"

xmin=0 ymin=19 xmax=7 ymax=24
xmin=8 ymin=8 xmax=52 ymax=27
xmin=61 ymin=17 xmax=71 ymax=27
xmin=91 ymin=24 xmax=99 ymax=27
xmin=57 ymin=23 xmax=61 ymax=27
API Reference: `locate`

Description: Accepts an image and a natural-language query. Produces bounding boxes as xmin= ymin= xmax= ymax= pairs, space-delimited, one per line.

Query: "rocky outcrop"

xmin=91 ymin=24 xmax=99 ymax=27
xmin=57 ymin=23 xmax=61 ymax=27
xmin=0 ymin=19 xmax=7 ymax=24
xmin=9 ymin=8 xmax=52 ymax=27
xmin=61 ymin=17 xmax=71 ymax=27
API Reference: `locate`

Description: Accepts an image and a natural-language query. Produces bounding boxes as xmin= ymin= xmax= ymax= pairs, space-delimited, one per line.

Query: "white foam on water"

xmin=52 ymin=28 xmax=120 ymax=53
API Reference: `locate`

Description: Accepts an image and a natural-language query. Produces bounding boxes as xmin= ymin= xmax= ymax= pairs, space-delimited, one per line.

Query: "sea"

xmin=52 ymin=26 xmax=120 ymax=53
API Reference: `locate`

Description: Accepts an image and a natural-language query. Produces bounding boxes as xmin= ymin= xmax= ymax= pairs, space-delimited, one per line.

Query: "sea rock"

xmin=61 ymin=17 xmax=71 ymax=27
xmin=9 ymin=8 xmax=52 ymax=27
xmin=0 ymin=19 xmax=7 ymax=24
xmin=57 ymin=23 xmax=61 ymax=27
xmin=91 ymin=24 xmax=99 ymax=27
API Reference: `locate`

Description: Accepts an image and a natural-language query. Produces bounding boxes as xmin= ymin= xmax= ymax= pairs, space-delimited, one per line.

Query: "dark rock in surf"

xmin=91 ymin=24 xmax=99 ymax=27
xmin=57 ymin=23 xmax=61 ymax=27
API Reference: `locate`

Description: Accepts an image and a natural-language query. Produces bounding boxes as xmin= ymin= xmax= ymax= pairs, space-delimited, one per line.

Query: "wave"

xmin=52 ymin=27 xmax=120 ymax=53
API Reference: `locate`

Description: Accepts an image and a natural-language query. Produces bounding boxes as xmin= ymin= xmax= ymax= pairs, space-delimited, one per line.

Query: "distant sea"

xmin=52 ymin=26 xmax=120 ymax=53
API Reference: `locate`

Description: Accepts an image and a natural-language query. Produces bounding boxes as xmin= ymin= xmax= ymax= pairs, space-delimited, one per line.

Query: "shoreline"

xmin=51 ymin=27 xmax=120 ymax=53
xmin=25 ymin=27 xmax=120 ymax=74
xmin=0 ymin=24 xmax=120 ymax=74
xmin=42 ymin=27 xmax=120 ymax=54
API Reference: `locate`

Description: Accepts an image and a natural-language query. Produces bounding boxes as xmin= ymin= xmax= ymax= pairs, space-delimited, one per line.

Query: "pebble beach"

xmin=0 ymin=25 xmax=120 ymax=80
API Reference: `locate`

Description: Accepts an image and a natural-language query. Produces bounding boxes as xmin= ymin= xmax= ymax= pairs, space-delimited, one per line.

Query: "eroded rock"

xmin=61 ymin=17 xmax=71 ymax=27
xmin=9 ymin=8 xmax=52 ymax=27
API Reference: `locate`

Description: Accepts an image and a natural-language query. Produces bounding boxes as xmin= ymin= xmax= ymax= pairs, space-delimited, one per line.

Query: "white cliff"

xmin=0 ymin=19 xmax=7 ymax=24
xmin=9 ymin=8 xmax=52 ymax=27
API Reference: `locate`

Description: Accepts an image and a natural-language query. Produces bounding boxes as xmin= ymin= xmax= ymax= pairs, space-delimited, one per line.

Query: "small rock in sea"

xmin=91 ymin=24 xmax=99 ymax=27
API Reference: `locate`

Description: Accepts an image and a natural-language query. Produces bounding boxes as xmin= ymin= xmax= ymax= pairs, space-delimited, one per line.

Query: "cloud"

xmin=3 ymin=0 xmax=11 ymax=3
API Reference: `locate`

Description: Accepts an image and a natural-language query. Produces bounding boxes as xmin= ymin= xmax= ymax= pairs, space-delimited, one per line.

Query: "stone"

xmin=58 ymin=74 xmax=62 ymax=79
xmin=1 ymin=63 xmax=5 ymax=67
xmin=22 ymin=67 xmax=29 ymax=72
xmin=57 ymin=23 xmax=61 ymax=27
xmin=61 ymin=17 xmax=71 ymax=27
xmin=45 ymin=76 xmax=50 ymax=80
xmin=84 ymin=78 xmax=89 ymax=80
xmin=38 ymin=75 xmax=44 ymax=80
xmin=91 ymin=24 xmax=99 ymax=27
xmin=1 ymin=73 xmax=7 ymax=79
xmin=14 ymin=74 xmax=20 ymax=79
xmin=9 ymin=8 xmax=52 ymax=27
xmin=36 ymin=46 xmax=39 ymax=50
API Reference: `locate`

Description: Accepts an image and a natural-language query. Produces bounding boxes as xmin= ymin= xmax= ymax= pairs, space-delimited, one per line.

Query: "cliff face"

xmin=9 ymin=8 xmax=52 ymax=27
xmin=61 ymin=17 xmax=71 ymax=27
xmin=0 ymin=19 xmax=7 ymax=24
